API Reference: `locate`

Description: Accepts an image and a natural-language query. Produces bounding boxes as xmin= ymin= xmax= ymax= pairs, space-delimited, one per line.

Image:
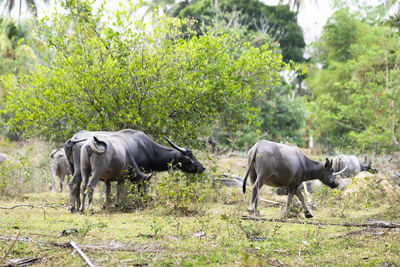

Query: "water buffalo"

xmin=332 ymin=154 xmax=378 ymax=178
xmin=50 ymin=148 xmax=71 ymax=192
xmin=243 ymin=140 xmax=340 ymax=218
xmin=65 ymin=129 xmax=205 ymax=212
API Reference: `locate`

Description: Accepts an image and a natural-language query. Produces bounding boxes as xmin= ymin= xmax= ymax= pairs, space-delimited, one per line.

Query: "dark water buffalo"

xmin=50 ymin=148 xmax=71 ymax=192
xmin=243 ymin=140 xmax=340 ymax=218
xmin=332 ymin=154 xmax=378 ymax=178
xmin=65 ymin=129 xmax=205 ymax=212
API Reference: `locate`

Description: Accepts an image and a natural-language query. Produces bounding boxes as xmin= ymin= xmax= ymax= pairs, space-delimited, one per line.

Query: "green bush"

xmin=151 ymin=169 xmax=216 ymax=215
xmin=4 ymin=0 xmax=288 ymax=144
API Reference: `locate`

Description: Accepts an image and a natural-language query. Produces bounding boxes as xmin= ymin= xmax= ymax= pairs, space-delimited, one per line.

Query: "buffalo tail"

xmin=242 ymin=147 xmax=258 ymax=194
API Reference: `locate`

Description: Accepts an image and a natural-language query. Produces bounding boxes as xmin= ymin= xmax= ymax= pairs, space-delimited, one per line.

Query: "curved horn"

xmin=164 ymin=136 xmax=187 ymax=153
xmin=90 ymin=136 xmax=107 ymax=154
xmin=146 ymin=170 xmax=153 ymax=180
xmin=333 ymin=163 xmax=348 ymax=176
xmin=49 ymin=149 xmax=57 ymax=159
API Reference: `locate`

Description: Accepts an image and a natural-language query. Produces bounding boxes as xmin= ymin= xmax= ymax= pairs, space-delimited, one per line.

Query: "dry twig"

xmin=70 ymin=240 xmax=96 ymax=267
xmin=0 ymin=204 xmax=63 ymax=210
xmin=0 ymin=230 xmax=21 ymax=266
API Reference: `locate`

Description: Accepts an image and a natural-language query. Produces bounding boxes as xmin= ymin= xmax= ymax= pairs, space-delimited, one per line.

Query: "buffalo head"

xmin=365 ymin=162 xmax=378 ymax=174
xmin=164 ymin=137 xmax=205 ymax=174
xmin=319 ymin=158 xmax=339 ymax=189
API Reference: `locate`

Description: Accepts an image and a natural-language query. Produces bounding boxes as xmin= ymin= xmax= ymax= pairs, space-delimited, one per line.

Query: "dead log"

xmin=242 ymin=216 xmax=400 ymax=229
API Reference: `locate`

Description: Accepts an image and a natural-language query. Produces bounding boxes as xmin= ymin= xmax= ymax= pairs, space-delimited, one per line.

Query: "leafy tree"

xmin=164 ymin=0 xmax=308 ymax=149
xmin=3 ymin=0 xmax=288 ymax=144
xmin=0 ymin=17 xmax=38 ymax=75
xmin=174 ymin=0 xmax=305 ymax=63
xmin=306 ymin=8 xmax=400 ymax=152
xmin=316 ymin=8 xmax=363 ymax=63
xmin=221 ymin=81 xmax=307 ymax=151
xmin=0 ymin=17 xmax=46 ymax=140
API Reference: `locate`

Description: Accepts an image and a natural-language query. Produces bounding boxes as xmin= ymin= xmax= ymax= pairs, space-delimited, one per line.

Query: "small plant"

xmin=78 ymin=218 xmax=93 ymax=241
xmin=150 ymin=219 xmax=163 ymax=239
xmin=152 ymin=167 xmax=215 ymax=215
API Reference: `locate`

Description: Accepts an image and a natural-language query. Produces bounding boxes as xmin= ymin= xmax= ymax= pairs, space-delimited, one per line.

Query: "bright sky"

xmin=261 ymin=0 xmax=333 ymax=44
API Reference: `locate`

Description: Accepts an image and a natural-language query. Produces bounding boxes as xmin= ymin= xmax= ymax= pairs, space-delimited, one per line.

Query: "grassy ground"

xmin=1 ymin=181 xmax=400 ymax=266
xmin=0 ymin=142 xmax=400 ymax=266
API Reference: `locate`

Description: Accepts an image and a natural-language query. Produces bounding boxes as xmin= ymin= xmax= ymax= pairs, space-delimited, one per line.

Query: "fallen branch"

xmin=3 ymin=257 xmax=40 ymax=267
xmin=259 ymin=198 xmax=285 ymax=206
xmin=0 ymin=230 xmax=21 ymax=266
xmin=329 ymin=228 xmax=391 ymax=239
xmin=70 ymin=240 xmax=96 ymax=267
xmin=0 ymin=204 xmax=63 ymax=210
xmin=213 ymin=175 xmax=244 ymax=188
xmin=242 ymin=216 xmax=400 ymax=229
xmin=0 ymin=204 xmax=64 ymax=220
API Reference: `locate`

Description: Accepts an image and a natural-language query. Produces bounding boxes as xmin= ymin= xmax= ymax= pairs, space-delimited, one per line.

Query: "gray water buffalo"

xmin=332 ymin=154 xmax=378 ymax=178
xmin=65 ymin=130 xmax=109 ymax=212
xmin=65 ymin=129 xmax=205 ymax=212
xmin=243 ymin=140 xmax=340 ymax=218
xmin=50 ymin=148 xmax=71 ymax=192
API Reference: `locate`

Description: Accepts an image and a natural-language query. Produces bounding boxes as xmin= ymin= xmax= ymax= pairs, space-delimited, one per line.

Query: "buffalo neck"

xmin=148 ymin=145 xmax=180 ymax=172
xmin=360 ymin=164 xmax=368 ymax=172
xmin=303 ymin=156 xmax=325 ymax=181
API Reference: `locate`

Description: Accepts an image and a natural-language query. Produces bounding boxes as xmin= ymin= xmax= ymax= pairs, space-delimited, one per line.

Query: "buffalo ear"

xmin=49 ymin=149 xmax=58 ymax=159
xmin=324 ymin=158 xmax=332 ymax=168
xmin=92 ymin=136 xmax=108 ymax=153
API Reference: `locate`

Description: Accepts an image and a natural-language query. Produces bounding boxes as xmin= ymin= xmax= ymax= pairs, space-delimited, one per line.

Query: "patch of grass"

xmin=1 ymin=192 xmax=399 ymax=266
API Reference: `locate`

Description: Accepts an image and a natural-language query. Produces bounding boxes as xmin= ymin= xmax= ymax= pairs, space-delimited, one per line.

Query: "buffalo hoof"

xmin=305 ymin=211 xmax=313 ymax=218
xmin=282 ymin=211 xmax=298 ymax=219
xmin=69 ymin=207 xmax=77 ymax=213
xmin=248 ymin=209 xmax=260 ymax=216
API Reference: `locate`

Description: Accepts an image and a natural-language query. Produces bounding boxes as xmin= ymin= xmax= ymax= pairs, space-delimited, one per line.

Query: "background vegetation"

xmin=0 ymin=0 xmax=399 ymax=152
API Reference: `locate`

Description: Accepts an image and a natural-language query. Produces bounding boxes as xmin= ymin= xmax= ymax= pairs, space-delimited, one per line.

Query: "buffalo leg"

xmin=103 ymin=180 xmax=111 ymax=208
xmin=51 ymin=173 xmax=57 ymax=193
xmin=69 ymin=174 xmax=81 ymax=212
xmin=59 ymin=174 xmax=65 ymax=193
xmin=116 ymin=180 xmax=124 ymax=207
xmin=86 ymin=172 xmax=102 ymax=213
xmin=79 ymin=147 xmax=92 ymax=212
xmin=248 ymin=172 xmax=263 ymax=216
xmin=295 ymin=188 xmax=313 ymax=218
xmin=302 ymin=182 xmax=317 ymax=210
xmin=80 ymin=176 xmax=89 ymax=212
xmin=284 ymin=190 xmax=295 ymax=217
xmin=69 ymin=145 xmax=82 ymax=213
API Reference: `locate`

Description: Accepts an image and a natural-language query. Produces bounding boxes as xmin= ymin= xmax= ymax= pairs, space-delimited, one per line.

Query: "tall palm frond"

xmin=1 ymin=0 xmax=46 ymax=18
